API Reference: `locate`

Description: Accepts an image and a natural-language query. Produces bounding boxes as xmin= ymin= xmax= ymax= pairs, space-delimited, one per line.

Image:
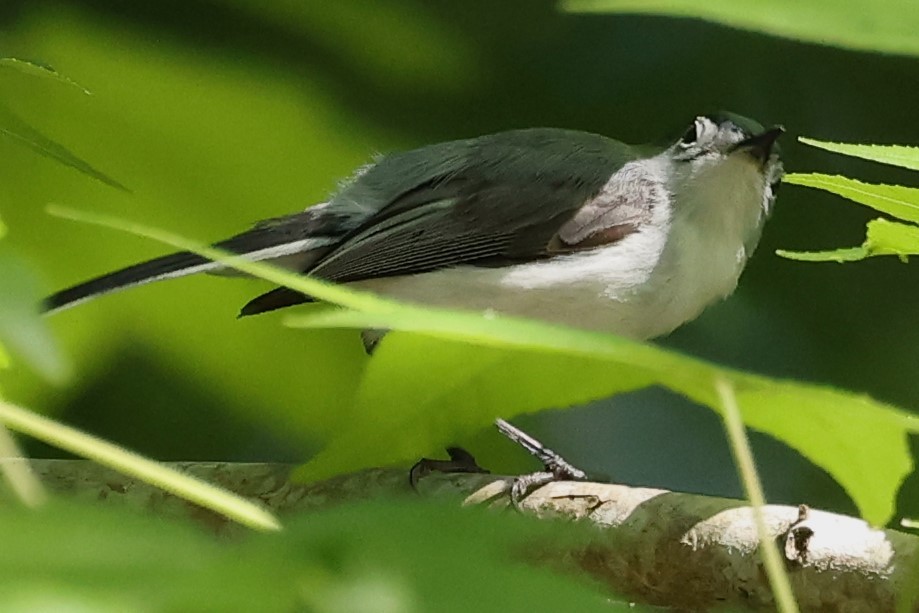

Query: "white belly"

xmin=352 ymin=219 xmax=747 ymax=340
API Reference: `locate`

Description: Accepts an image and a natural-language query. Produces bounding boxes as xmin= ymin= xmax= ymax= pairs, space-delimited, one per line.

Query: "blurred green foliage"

xmin=0 ymin=249 xmax=68 ymax=382
xmin=0 ymin=58 xmax=76 ymax=382
xmin=0 ymin=498 xmax=631 ymax=612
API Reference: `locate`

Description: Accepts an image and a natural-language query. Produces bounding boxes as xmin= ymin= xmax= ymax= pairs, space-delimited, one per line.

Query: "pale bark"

xmin=17 ymin=459 xmax=919 ymax=611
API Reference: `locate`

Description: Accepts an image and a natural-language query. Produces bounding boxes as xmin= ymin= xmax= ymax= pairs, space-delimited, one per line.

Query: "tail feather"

xmin=44 ymin=251 xmax=218 ymax=313
xmin=43 ymin=202 xmax=361 ymax=314
xmin=44 ymin=230 xmax=337 ymax=314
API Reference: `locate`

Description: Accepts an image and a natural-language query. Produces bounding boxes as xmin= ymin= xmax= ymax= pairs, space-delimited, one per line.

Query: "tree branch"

xmin=16 ymin=459 xmax=919 ymax=611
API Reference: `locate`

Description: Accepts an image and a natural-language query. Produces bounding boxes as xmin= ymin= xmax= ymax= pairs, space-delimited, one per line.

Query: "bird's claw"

xmin=409 ymin=446 xmax=490 ymax=490
xmin=495 ymin=418 xmax=588 ymax=510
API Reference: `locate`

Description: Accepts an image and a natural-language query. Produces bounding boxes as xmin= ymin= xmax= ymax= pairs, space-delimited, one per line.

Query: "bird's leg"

xmin=409 ymin=446 xmax=490 ymax=489
xmin=407 ymin=421 xmax=589 ymax=501
xmin=360 ymin=331 xmax=490 ymax=488
xmin=367 ymin=335 xmax=581 ymax=496
xmin=494 ymin=418 xmax=588 ymax=510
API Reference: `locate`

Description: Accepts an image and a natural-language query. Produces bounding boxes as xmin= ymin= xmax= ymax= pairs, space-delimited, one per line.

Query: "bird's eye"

xmin=680 ymin=122 xmax=699 ymax=146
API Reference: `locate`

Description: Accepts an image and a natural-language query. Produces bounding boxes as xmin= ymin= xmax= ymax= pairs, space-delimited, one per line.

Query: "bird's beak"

xmin=732 ymin=125 xmax=785 ymax=164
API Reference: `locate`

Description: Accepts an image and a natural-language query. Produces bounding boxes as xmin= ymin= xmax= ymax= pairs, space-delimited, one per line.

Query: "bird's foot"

xmin=409 ymin=446 xmax=490 ymax=489
xmin=495 ymin=418 xmax=588 ymax=510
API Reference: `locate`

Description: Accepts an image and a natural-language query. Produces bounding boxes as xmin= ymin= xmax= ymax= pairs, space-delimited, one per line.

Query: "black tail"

xmin=43 ymin=204 xmax=356 ymax=315
xmin=43 ymin=251 xmax=218 ymax=313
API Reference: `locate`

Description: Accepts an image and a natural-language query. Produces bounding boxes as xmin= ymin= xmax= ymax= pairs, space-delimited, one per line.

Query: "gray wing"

xmin=241 ymin=128 xmax=648 ymax=315
xmin=318 ymin=128 xmax=647 ymax=280
xmin=312 ymin=181 xmax=583 ymax=281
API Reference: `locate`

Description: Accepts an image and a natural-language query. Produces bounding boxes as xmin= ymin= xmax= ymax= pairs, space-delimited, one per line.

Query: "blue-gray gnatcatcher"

xmin=45 ymin=112 xmax=783 ymax=351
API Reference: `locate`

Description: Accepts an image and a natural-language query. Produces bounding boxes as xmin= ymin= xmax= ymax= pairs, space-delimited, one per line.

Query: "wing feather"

xmin=240 ymin=128 xmax=644 ymax=315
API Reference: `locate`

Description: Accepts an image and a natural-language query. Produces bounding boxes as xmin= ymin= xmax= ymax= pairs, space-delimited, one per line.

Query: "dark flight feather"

xmin=44 ymin=208 xmax=350 ymax=313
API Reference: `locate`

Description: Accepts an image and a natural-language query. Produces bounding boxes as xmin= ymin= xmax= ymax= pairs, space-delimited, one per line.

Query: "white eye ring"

xmin=680 ymin=117 xmax=710 ymax=148
xmin=680 ymin=121 xmax=699 ymax=146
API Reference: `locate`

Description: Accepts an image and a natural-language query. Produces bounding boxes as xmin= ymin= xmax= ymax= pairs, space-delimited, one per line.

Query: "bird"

xmin=45 ymin=112 xmax=783 ymax=353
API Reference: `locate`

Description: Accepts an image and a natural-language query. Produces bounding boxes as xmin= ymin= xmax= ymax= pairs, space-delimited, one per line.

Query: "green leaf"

xmin=0 ymin=248 xmax=70 ymax=383
xmin=785 ymin=173 xmax=919 ymax=224
xmin=0 ymin=56 xmax=127 ymax=191
xmin=799 ymin=137 xmax=919 ymax=172
xmin=48 ymin=205 xmax=919 ymax=525
xmin=560 ymin=0 xmax=919 ymax=58
xmin=286 ymin=306 xmax=916 ymax=524
xmin=869 ymin=218 xmax=919 ymax=254
xmin=730 ymin=384 xmax=913 ymax=522
xmin=301 ymin=334 xmax=655 ymax=481
xmin=0 ymin=57 xmax=91 ymax=94
xmin=777 ymin=246 xmax=869 ymax=263
xmin=0 ymin=103 xmax=129 ymax=192
xmin=779 ymin=219 xmax=919 ymax=263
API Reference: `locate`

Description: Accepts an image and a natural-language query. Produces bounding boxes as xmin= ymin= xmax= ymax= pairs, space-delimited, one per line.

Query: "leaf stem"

xmin=716 ymin=377 xmax=799 ymax=613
